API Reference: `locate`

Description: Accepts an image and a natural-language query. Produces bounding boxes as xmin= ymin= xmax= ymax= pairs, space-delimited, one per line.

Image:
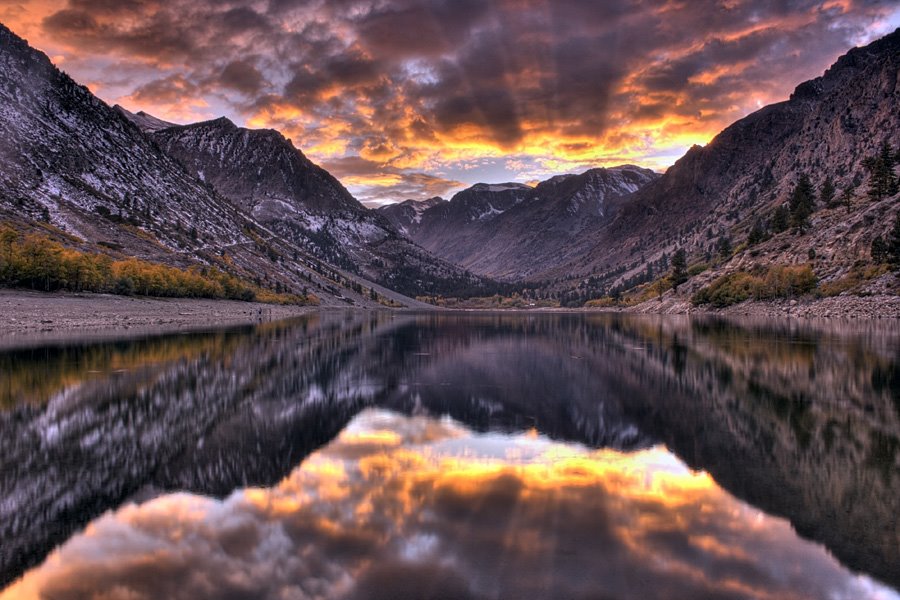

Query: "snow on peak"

xmin=470 ymin=182 xmax=532 ymax=193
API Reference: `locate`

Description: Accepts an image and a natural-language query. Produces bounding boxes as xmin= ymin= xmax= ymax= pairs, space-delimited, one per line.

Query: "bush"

xmin=692 ymin=272 xmax=761 ymax=307
xmin=585 ymin=297 xmax=618 ymax=308
xmin=819 ymin=264 xmax=890 ymax=297
xmin=760 ymin=265 xmax=817 ymax=299
xmin=692 ymin=264 xmax=818 ymax=307
xmin=0 ymin=223 xmax=310 ymax=304
xmin=687 ymin=263 xmax=708 ymax=276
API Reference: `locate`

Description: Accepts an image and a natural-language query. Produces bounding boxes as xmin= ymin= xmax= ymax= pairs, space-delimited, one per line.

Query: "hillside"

xmin=557 ymin=29 xmax=900 ymax=303
xmin=379 ymin=166 xmax=659 ymax=280
xmin=148 ymin=117 xmax=488 ymax=298
xmin=0 ymin=22 xmax=463 ymax=307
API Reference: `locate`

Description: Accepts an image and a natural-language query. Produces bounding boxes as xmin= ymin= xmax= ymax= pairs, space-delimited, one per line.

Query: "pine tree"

xmin=889 ymin=211 xmax=900 ymax=268
xmin=747 ymin=219 xmax=766 ymax=245
xmin=789 ymin=175 xmax=815 ymax=233
xmin=840 ymin=186 xmax=854 ymax=212
xmin=865 ymin=142 xmax=898 ymax=201
xmin=819 ymin=176 xmax=836 ymax=208
xmin=716 ymin=235 xmax=732 ymax=259
xmin=885 ymin=141 xmax=900 ymax=197
xmin=670 ymin=248 xmax=688 ymax=291
xmin=871 ymin=236 xmax=888 ymax=263
xmin=770 ymin=204 xmax=790 ymax=233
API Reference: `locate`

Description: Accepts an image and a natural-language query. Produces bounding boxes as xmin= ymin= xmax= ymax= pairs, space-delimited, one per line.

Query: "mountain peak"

xmin=205 ymin=116 xmax=237 ymax=128
xmin=469 ymin=182 xmax=532 ymax=193
xmin=114 ymin=105 xmax=178 ymax=132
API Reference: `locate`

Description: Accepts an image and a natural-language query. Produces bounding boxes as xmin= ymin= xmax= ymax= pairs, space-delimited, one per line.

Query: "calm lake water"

xmin=0 ymin=312 xmax=898 ymax=599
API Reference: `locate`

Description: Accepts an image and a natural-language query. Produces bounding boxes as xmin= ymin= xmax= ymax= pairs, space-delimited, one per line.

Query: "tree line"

xmin=0 ymin=225 xmax=314 ymax=304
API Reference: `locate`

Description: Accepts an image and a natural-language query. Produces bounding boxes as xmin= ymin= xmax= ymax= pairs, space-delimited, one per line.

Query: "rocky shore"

xmin=0 ymin=290 xmax=321 ymax=347
xmin=1 ymin=289 xmax=897 ymax=350
xmin=626 ymin=292 xmax=900 ymax=319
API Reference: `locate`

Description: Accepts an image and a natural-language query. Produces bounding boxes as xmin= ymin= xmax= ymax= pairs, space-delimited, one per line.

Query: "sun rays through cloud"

xmin=3 ymin=0 xmax=896 ymax=203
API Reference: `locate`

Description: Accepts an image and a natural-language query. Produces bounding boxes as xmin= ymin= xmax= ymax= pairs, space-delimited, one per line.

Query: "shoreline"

xmin=0 ymin=290 xmax=325 ymax=348
xmin=1 ymin=289 xmax=897 ymax=348
xmin=620 ymin=292 xmax=900 ymax=319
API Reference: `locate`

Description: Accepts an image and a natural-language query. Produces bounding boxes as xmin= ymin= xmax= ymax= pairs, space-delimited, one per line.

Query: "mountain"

xmin=113 ymin=105 xmax=177 ymax=132
xmin=0 ymin=22 xmax=383 ymax=306
xmin=144 ymin=115 xmax=489 ymax=298
xmin=0 ymin=22 xmax=477 ymax=305
xmin=379 ymin=166 xmax=659 ymax=280
xmin=377 ymin=196 xmax=446 ymax=235
xmin=550 ymin=29 xmax=900 ymax=299
xmin=384 ymin=30 xmax=899 ymax=298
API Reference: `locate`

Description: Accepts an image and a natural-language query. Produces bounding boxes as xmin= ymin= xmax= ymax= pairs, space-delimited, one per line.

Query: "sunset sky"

xmin=2 ymin=1 xmax=899 ymax=205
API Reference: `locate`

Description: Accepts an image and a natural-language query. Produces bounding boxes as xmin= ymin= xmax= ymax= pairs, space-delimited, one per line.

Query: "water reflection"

xmin=3 ymin=411 xmax=894 ymax=600
xmin=0 ymin=312 xmax=898 ymax=597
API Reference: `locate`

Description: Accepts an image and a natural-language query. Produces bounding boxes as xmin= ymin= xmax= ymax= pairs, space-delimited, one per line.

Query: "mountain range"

xmin=0 ymin=22 xmax=487 ymax=307
xmin=378 ymin=166 xmax=659 ymax=280
xmin=0 ymin=21 xmax=898 ymax=306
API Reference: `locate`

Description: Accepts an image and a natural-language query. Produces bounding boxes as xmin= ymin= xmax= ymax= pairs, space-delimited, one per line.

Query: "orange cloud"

xmin=1 ymin=0 xmax=895 ymax=202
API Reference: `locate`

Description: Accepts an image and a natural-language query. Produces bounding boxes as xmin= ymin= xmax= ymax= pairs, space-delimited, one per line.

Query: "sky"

xmin=2 ymin=1 xmax=899 ymax=205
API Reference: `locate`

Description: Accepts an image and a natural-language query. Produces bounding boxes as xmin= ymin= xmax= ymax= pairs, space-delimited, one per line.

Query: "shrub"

xmin=692 ymin=272 xmax=762 ymax=307
xmin=687 ymin=263 xmax=708 ymax=276
xmin=0 ymin=222 xmax=308 ymax=304
xmin=692 ymin=264 xmax=818 ymax=307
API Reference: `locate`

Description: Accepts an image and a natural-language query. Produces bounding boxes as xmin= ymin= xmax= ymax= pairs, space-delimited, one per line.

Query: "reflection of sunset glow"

xmin=4 ymin=410 xmax=895 ymax=600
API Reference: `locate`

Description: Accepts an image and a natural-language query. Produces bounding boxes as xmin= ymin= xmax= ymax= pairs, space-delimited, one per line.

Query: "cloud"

xmin=1 ymin=0 xmax=895 ymax=201
xmin=322 ymin=156 xmax=465 ymax=205
xmin=2 ymin=411 xmax=889 ymax=600
xmin=218 ymin=59 xmax=266 ymax=95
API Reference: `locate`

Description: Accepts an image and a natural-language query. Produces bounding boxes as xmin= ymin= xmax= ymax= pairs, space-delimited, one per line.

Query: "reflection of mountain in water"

xmin=0 ymin=313 xmax=897 ymax=590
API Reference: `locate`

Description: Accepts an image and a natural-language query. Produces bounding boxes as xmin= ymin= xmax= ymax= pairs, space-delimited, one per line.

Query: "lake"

xmin=0 ymin=312 xmax=898 ymax=599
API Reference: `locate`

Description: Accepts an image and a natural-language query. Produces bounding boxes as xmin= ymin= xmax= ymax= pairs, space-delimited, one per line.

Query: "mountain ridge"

xmin=145 ymin=114 xmax=492 ymax=297
xmin=379 ymin=164 xmax=660 ymax=280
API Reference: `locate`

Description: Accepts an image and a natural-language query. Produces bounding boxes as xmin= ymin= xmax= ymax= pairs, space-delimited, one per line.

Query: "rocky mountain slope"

xmin=0 ymin=23 xmax=409 ymax=307
xmin=146 ymin=117 xmax=488 ymax=298
xmin=376 ymin=196 xmax=446 ymax=236
xmin=379 ymin=166 xmax=659 ymax=280
xmin=113 ymin=105 xmax=177 ymax=132
xmin=553 ymin=29 xmax=900 ymax=299
xmin=0 ymin=23 xmax=482 ymax=306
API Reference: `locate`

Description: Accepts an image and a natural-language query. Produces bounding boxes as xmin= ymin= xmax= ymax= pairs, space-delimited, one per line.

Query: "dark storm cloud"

xmin=132 ymin=74 xmax=200 ymax=105
xmin=22 ymin=0 xmax=900 ymax=201
xmin=218 ymin=59 xmax=265 ymax=95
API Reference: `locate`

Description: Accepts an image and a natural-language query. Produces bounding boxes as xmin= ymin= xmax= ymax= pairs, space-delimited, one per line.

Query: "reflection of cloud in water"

xmin=4 ymin=410 xmax=897 ymax=600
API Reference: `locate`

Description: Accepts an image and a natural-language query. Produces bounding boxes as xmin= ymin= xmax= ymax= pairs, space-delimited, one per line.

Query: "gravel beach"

xmin=0 ymin=290 xmax=322 ymax=347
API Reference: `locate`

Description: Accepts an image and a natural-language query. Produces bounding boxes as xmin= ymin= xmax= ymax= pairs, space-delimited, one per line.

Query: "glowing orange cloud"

xmin=1 ymin=0 xmax=896 ymax=202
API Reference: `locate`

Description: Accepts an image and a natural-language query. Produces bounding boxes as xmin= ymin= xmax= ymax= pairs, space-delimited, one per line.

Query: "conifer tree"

xmin=840 ymin=186 xmax=854 ymax=212
xmin=885 ymin=141 xmax=900 ymax=197
xmin=889 ymin=211 xmax=900 ymax=268
xmin=747 ymin=219 xmax=766 ymax=245
xmin=789 ymin=175 xmax=815 ymax=233
xmin=819 ymin=176 xmax=836 ymax=208
xmin=716 ymin=235 xmax=732 ymax=259
xmin=865 ymin=142 xmax=898 ymax=201
xmin=871 ymin=236 xmax=888 ymax=263
xmin=670 ymin=248 xmax=688 ymax=291
xmin=770 ymin=204 xmax=790 ymax=233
